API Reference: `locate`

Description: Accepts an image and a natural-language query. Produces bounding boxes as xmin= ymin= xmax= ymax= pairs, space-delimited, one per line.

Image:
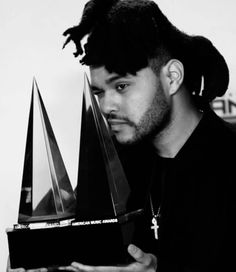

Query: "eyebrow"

xmin=91 ymin=74 xmax=131 ymax=91
xmin=105 ymin=75 xmax=124 ymax=84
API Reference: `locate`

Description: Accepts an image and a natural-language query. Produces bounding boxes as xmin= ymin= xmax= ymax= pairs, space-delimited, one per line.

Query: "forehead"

xmin=90 ymin=66 xmax=132 ymax=86
xmin=90 ymin=66 xmax=115 ymax=81
xmin=90 ymin=65 xmax=161 ymax=88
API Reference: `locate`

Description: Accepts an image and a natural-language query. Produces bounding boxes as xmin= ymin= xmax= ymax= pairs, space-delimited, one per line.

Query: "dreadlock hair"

xmin=63 ymin=0 xmax=229 ymax=109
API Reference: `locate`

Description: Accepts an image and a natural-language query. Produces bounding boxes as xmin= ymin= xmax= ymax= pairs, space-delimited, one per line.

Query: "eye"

xmin=116 ymin=83 xmax=129 ymax=92
xmin=92 ymin=88 xmax=104 ymax=97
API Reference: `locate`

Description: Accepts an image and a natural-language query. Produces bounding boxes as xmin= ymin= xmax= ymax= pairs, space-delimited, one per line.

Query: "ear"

xmin=162 ymin=59 xmax=184 ymax=96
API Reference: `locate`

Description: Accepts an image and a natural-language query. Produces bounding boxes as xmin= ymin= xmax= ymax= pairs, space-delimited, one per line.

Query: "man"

xmin=8 ymin=0 xmax=236 ymax=271
xmin=61 ymin=1 xmax=236 ymax=271
xmin=61 ymin=0 xmax=236 ymax=271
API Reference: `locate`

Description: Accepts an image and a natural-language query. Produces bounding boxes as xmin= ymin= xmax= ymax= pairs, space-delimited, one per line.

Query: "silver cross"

xmin=151 ymin=217 xmax=159 ymax=240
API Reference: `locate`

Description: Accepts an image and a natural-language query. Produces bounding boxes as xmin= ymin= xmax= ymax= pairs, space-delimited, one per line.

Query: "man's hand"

xmin=59 ymin=244 xmax=157 ymax=272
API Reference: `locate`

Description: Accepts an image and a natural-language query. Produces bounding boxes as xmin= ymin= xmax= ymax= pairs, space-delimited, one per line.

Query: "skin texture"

xmin=90 ymin=66 xmax=171 ymax=145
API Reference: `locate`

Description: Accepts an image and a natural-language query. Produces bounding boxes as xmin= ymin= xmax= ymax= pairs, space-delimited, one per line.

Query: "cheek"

xmin=124 ymin=95 xmax=153 ymax=123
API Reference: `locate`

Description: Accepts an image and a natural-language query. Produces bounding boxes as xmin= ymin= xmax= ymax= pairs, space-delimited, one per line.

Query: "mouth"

xmin=107 ymin=119 xmax=128 ymax=125
xmin=107 ymin=119 xmax=129 ymax=131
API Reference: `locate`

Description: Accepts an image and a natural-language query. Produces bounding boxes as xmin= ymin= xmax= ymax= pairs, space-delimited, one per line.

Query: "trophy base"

xmin=7 ymin=217 xmax=136 ymax=270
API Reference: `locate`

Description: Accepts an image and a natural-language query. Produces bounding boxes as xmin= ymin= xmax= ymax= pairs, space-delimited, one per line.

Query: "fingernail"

xmin=129 ymin=244 xmax=138 ymax=254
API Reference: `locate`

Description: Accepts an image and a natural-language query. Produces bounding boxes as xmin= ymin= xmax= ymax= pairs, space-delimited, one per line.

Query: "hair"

xmin=63 ymin=0 xmax=229 ymax=108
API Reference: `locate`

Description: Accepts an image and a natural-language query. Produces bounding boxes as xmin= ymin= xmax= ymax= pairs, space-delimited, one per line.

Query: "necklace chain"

xmin=149 ymin=194 xmax=161 ymax=218
xmin=149 ymin=194 xmax=161 ymax=240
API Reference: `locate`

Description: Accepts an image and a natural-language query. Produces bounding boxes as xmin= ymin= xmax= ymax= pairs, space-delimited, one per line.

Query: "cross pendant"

xmin=151 ymin=217 xmax=159 ymax=240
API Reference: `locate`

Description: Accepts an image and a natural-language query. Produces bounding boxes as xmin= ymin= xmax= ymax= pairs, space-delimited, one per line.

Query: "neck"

xmin=152 ymin=92 xmax=203 ymax=158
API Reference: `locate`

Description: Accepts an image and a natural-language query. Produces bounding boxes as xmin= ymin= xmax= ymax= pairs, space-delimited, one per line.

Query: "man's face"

xmin=90 ymin=66 xmax=171 ymax=145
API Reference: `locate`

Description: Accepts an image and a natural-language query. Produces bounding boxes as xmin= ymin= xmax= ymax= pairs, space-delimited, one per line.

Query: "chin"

xmin=114 ymin=133 xmax=130 ymax=144
xmin=115 ymin=133 xmax=139 ymax=146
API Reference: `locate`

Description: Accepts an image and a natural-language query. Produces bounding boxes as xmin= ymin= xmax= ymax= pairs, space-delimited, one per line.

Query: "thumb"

xmin=128 ymin=244 xmax=152 ymax=266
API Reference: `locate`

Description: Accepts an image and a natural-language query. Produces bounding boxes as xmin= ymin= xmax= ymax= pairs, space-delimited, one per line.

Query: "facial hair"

xmin=124 ymin=83 xmax=171 ymax=145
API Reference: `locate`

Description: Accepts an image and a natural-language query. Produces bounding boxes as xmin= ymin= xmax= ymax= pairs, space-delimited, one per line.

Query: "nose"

xmin=99 ymin=90 xmax=120 ymax=117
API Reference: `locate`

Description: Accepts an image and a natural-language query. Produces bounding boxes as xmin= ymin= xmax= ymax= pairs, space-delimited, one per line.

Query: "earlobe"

xmin=165 ymin=59 xmax=184 ymax=95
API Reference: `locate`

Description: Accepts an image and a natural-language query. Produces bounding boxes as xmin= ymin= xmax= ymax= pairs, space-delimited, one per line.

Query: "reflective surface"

xmin=8 ymin=75 xmax=137 ymax=269
xmin=76 ymin=74 xmax=130 ymax=219
xmin=18 ymin=79 xmax=76 ymax=223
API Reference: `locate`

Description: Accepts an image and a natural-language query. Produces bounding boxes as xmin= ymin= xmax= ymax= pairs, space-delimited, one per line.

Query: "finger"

xmin=128 ymin=244 xmax=152 ymax=266
xmin=58 ymin=266 xmax=78 ymax=272
xmin=9 ymin=269 xmax=25 ymax=272
xmin=71 ymin=262 xmax=93 ymax=271
xmin=71 ymin=262 xmax=123 ymax=272
xmin=7 ymin=264 xmax=25 ymax=272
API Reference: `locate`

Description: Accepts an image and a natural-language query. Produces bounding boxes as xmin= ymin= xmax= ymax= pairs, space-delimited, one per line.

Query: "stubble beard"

xmin=122 ymin=84 xmax=171 ymax=145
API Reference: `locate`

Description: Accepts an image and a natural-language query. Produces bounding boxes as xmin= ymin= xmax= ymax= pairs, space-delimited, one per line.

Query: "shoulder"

xmin=213 ymin=111 xmax=236 ymax=148
xmin=204 ymin=109 xmax=236 ymax=146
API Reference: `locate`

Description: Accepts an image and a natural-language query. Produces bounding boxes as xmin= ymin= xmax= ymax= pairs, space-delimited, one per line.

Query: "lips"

xmin=107 ymin=119 xmax=128 ymax=125
xmin=107 ymin=119 xmax=129 ymax=132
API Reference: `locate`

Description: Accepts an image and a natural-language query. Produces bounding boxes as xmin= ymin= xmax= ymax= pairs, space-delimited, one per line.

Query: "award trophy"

xmin=7 ymin=75 xmax=144 ymax=270
xmin=6 ymin=79 xmax=77 ymax=269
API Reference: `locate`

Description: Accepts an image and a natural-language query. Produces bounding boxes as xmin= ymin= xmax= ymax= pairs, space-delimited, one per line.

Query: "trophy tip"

xmin=32 ymin=76 xmax=38 ymax=87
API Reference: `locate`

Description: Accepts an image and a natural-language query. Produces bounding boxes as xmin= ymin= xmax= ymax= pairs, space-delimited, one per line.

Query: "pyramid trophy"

xmin=6 ymin=75 xmax=144 ymax=270
xmin=6 ymin=79 xmax=77 ymax=269
xmin=71 ymin=74 xmax=144 ymax=265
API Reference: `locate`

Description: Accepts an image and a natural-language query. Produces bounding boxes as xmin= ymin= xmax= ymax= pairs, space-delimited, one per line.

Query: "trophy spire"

xmin=18 ymin=79 xmax=76 ymax=223
xmin=76 ymin=73 xmax=130 ymax=219
xmin=7 ymin=76 xmax=143 ymax=270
